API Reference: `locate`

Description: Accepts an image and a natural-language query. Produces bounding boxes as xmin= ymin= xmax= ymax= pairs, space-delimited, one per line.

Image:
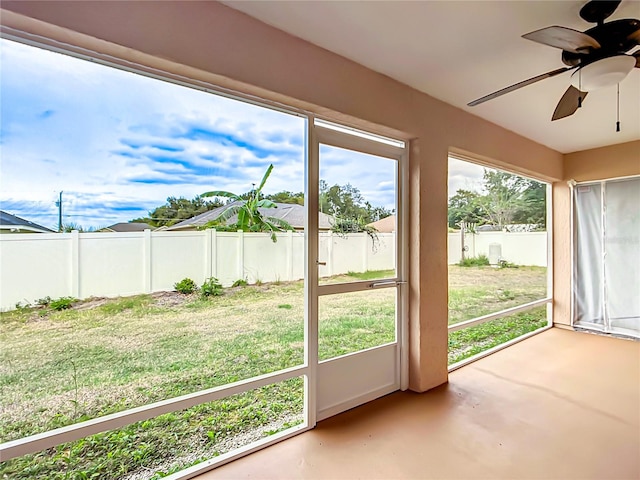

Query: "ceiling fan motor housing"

xmin=562 ymin=19 xmax=640 ymax=66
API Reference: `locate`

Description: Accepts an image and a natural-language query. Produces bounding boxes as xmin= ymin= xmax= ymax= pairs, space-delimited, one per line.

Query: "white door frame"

xmin=307 ymin=120 xmax=408 ymax=423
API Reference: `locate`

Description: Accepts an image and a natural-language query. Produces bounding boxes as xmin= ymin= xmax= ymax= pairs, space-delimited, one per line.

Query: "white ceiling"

xmin=223 ymin=0 xmax=640 ymax=154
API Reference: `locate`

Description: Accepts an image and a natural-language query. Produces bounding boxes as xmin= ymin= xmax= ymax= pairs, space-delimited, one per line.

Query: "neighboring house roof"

xmin=367 ymin=215 xmax=396 ymax=233
xmin=475 ymin=224 xmax=502 ymax=232
xmin=167 ymin=201 xmax=334 ymax=231
xmin=102 ymin=222 xmax=154 ymax=232
xmin=0 ymin=210 xmax=55 ymax=233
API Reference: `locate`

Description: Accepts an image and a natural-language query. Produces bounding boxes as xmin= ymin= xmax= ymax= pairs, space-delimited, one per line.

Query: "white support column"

xmin=71 ymin=230 xmax=80 ymax=298
xmin=306 ymin=118 xmax=319 ymax=428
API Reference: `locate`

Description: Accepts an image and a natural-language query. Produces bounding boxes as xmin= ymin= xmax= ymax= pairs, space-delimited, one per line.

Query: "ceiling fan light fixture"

xmin=570 ymin=55 xmax=636 ymax=91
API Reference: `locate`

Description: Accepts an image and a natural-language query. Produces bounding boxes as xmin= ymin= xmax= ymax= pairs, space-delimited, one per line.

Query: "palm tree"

xmin=201 ymin=164 xmax=293 ymax=242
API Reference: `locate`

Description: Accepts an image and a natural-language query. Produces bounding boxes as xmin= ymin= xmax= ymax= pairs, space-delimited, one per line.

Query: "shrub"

xmin=201 ymin=277 xmax=223 ymax=297
xmin=50 ymin=297 xmax=76 ymax=311
xmin=174 ymin=278 xmax=197 ymax=295
xmin=331 ymin=217 xmax=379 ymax=250
xmin=458 ymin=255 xmax=490 ymax=267
xmin=36 ymin=296 xmax=52 ymax=307
xmin=232 ymin=279 xmax=248 ymax=288
xmin=498 ymin=259 xmax=518 ymax=269
xmin=14 ymin=301 xmax=32 ymax=311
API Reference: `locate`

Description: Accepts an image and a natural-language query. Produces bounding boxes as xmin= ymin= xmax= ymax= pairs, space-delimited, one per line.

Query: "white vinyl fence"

xmin=0 ymin=229 xmax=546 ymax=310
xmin=447 ymin=231 xmax=547 ymax=266
xmin=0 ymin=230 xmax=394 ymax=310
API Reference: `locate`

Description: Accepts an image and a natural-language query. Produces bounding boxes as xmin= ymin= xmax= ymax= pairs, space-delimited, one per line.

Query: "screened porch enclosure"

xmin=573 ymin=176 xmax=640 ymax=338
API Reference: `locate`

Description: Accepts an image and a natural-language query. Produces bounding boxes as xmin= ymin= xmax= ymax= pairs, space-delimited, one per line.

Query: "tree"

xmin=265 ymin=191 xmax=304 ymax=205
xmin=448 ymin=189 xmax=485 ymax=228
xmin=61 ymin=222 xmax=96 ymax=232
xmin=365 ymin=202 xmax=394 ymax=223
xmin=319 ymin=181 xmax=392 ymax=224
xmin=133 ymin=195 xmax=223 ymax=227
xmin=513 ymin=179 xmax=546 ymax=227
xmin=447 ymin=170 xmax=546 ymax=229
xmin=477 ymin=170 xmax=529 ymax=229
xmin=201 ymin=164 xmax=293 ymax=242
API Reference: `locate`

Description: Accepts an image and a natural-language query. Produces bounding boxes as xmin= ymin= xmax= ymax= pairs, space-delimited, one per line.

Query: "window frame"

xmin=0 ymin=34 xmax=410 ymax=479
xmin=447 ymin=155 xmax=554 ymax=372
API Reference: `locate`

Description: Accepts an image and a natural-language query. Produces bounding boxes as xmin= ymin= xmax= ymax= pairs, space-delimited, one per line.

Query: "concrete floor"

xmin=199 ymin=328 xmax=640 ymax=479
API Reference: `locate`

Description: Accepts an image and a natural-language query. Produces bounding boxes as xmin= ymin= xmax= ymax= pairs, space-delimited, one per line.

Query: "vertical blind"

xmin=573 ymin=177 xmax=640 ymax=338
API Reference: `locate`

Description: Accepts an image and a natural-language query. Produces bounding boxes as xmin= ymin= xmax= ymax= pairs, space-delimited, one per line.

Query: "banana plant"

xmin=201 ymin=164 xmax=293 ymax=242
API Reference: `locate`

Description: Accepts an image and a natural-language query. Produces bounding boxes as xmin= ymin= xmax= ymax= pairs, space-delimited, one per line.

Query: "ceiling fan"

xmin=468 ymin=0 xmax=640 ymax=123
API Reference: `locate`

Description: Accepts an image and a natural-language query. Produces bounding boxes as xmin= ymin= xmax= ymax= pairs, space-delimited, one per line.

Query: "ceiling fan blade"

xmin=552 ymin=86 xmax=588 ymax=121
xmin=523 ymin=26 xmax=601 ymax=53
xmin=468 ymin=67 xmax=572 ymax=106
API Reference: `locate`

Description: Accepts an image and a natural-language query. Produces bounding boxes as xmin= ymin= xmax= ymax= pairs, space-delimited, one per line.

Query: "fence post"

xmin=143 ymin=229 xmax=152 ymax=293
xmin=469 ymin=230 xmax=476 ymax=258
xmin=204 ymin=229 xmax=213 ymax=280
xmin=327 ymin=231 xmax=333 ymax=277
xmin=286 ymin=230 xmax=293 ymax=281
xmin=237 ymin=230 xmax=244 ymax=281
xmin=71 ymin=230 xmax=80 ymax=298
xmin=211 ymin=229 xmax=218 ymax=278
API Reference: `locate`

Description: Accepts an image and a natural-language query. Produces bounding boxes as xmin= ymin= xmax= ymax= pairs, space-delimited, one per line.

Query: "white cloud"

xmin=448 ymin=157 xmax=485 ymax=197
xmin=0 ymin=39 xmax=307 ymax=229
xmin=1 ymin=39 xmax=411 ymax=229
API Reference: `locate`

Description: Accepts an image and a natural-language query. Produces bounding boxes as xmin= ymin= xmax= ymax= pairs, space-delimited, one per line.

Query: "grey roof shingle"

xmin=103 ymin=222 xmax=154 ymax=232
xmin=167 ymin=201 xmax=334 ymax=230
xmin=0 ymin=210 xmax=55 ymax=233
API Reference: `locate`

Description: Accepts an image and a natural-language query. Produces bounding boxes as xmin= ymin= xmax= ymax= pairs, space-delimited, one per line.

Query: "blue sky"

xmin=1 ymin=39 xmax=403 ymax=230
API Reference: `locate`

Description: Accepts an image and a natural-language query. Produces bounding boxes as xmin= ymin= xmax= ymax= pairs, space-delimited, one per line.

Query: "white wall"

xmin=0 ymin=230 xmax=395 ymax=310
xmin=0 ymin=230 xmax=546 ymax=310
xmin=448 ymin=231 xmax=548 ymax=266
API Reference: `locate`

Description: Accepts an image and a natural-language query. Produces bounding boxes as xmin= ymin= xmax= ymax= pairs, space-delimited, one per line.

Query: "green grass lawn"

xmin=448 ymin=265 xmax=547 ymax=325
xmin=447 ymin=265 xmax=548 ymax=364
xmin=448 ymin=306 xmax=548 ymax=365
xmin=0 ymin=266 xmax=547 ymax=479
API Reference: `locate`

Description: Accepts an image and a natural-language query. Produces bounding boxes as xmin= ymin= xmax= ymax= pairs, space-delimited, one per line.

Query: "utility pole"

xmin=56 ymin=191 xmax=63 ymax=232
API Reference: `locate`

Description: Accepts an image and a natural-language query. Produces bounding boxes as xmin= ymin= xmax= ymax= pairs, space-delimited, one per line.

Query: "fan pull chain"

xmin=616 ymin=83 xmax=620 ymax=132
xmin=578 ymin=69 xmax=582 ymax=108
